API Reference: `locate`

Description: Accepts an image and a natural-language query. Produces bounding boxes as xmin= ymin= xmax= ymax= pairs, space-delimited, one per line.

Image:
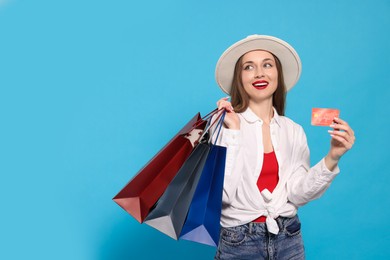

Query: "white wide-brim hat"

xmin=215 ymin=35 xmax=302 ymax=94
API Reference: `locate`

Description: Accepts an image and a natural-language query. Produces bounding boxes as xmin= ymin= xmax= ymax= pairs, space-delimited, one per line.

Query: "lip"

xmin=252 ymin=80 xmax=269 ymax=90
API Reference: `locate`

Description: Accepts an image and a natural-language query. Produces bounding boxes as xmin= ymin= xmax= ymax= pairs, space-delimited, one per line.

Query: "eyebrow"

xmin=242 ymin=58 xmax=274 ymax=65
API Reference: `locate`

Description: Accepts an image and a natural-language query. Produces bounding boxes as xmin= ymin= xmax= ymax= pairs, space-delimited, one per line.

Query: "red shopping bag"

xmin=113 ymin=110 xmax=216 ymax=223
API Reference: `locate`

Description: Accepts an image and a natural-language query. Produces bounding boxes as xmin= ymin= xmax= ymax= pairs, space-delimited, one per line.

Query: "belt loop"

xmin=277 ymin=216 xmax=286 ymax=231
xmin=276 ymin=217 xmax=282 ymax=231
xmin=249 ymin=222 xmax=253 ymax=234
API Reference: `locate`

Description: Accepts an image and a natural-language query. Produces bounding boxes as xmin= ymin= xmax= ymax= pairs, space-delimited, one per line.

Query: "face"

xmin=240 ymin=50 xmax=278 ymax=103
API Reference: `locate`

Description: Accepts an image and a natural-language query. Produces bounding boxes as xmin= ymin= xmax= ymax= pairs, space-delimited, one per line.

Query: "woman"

xmin=213 ymin=35 xmax=355 ymax=259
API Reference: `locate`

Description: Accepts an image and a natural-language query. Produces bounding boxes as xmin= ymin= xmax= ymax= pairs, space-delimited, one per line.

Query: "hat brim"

xmin=215 ymin=35 xmax=302 ymax=94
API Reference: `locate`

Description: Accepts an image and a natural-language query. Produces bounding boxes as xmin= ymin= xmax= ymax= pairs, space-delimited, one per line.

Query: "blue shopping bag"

xmin=179 ymin=112 xmax=226 ymax=247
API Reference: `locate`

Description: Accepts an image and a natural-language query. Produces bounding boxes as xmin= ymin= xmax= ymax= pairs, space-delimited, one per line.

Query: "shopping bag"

xmin=113 ymin=112 xmax=209 ymax=223
xmin=179 ymin=113 xmax=226 ymax=247
xmin=143 ymin=112 xmax=224 ymax=239
xmin=179 ymin=144 xmax=226 ymax=246
xmin=143 ymin=139 xmax=210 ymax=239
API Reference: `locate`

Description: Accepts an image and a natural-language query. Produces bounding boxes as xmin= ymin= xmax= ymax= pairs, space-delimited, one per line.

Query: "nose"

xmin=254 ymin=67 xmax=264 ymax=79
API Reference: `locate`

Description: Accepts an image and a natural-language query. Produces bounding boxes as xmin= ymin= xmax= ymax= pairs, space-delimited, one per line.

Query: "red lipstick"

xmin=252 ymin=80 xmax=269 ymax=90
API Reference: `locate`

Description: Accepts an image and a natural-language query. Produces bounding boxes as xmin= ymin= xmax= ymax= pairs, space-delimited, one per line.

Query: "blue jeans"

xmin=215 ymin=215 xmax=305 ymax=260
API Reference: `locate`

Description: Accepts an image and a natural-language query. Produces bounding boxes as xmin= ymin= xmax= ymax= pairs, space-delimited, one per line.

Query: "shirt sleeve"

xmin=286 ymin=125 xmax=340 ymax=207
xmin=211 ymin=123 xmax=244 ymax=205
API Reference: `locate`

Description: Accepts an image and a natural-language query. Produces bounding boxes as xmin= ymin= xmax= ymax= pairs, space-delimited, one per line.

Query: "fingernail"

xmin=328 ymin=130 xmax=333 ymax=133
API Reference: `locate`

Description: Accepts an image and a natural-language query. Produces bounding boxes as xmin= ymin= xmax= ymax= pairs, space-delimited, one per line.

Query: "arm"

xmin=287 ymin=126 xmax=339 ymax=207
xmin=287 ymin=119 xmax=355 ymax=207
xmin=209 ymin=98 xmax=243 ymax=204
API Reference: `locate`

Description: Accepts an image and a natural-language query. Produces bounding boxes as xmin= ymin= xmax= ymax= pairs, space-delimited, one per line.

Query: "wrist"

xmin=324 ymin=153 xmax=339 ymax=172
xmin=224 ymin=118 xmax=240 ymax=130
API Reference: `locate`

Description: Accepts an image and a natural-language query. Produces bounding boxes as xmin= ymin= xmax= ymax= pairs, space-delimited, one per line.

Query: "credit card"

xmin=311 ymin=108 xmax=340 ymax=126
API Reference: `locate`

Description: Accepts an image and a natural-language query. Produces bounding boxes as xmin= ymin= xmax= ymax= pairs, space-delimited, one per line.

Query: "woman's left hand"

xmin=327 ymin=117 xmax=355 ymax=161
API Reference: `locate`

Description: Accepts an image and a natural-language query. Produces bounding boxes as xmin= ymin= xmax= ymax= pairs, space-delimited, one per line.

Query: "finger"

xmin=330 ymin=134 xmax=353 ymax=150
xmin=328 ymin=129 xmax=355 ymax=143
xmin=330 ymin=123 xmax=352 ymax=134
xmin=332 ymin=117 xmax=352 ymax=131
xmin=217 ymin=100 xmax=234 ymax=112
xmin=329 ymin=131 xmax=355 ymax=147
xmin=216 ymin=100 xmax=225 ymax=109
xmin=331 ymin=118 xmax=355 ymax=136
xmin=217 ymin=101 xmax=229 ymax=110
xmin=217 ymin=98 xmax=230 ymax=105
xmin=333 ymin=117 xmax=348 ymax=125
xmin=217 ymin=96 xmax=230 ymax=104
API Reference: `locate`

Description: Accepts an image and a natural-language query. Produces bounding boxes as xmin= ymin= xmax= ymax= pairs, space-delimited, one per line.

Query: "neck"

xmin=248 ymin=98 xmax=274 ymax=124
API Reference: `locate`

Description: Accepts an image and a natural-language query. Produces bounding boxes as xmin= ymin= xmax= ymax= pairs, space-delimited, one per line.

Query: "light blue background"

xmin=1 ymin=0 xmax=389 ymax=259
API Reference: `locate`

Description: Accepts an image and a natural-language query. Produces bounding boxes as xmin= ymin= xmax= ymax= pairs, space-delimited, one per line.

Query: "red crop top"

xmin=253 ymin=151 xmax=279 ymax=223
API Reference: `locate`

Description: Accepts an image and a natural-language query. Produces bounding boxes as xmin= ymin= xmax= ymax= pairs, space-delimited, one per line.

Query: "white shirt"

xmin=212 ymin=107 xmax=340 ymax=234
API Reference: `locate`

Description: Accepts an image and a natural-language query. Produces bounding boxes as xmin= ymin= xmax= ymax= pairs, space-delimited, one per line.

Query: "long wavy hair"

xmin=230 ymin=52 xmax=287 ymax=116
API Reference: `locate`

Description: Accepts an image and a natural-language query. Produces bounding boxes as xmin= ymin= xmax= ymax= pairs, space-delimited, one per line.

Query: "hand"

xmin=325 ymin=117 xmax=355 ymax=170
xmin=217 ymin=97 xmax=240 ymax=130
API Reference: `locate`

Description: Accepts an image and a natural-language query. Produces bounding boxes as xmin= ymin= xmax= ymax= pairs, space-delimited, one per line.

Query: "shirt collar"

xmin=241 ymin=107 xmax=282 ymax=127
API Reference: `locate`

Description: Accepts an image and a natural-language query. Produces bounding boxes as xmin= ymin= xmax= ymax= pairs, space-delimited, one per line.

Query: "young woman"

xmin=213 ymin=35 xmax=355 ymax=259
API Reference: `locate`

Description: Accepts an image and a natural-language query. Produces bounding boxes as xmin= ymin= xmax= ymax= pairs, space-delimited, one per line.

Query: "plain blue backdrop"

xmin=1 ymin=0 xmax=389 ymax=259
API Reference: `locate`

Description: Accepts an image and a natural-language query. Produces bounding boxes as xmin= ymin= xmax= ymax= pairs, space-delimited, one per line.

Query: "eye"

xmin=243 ymin=64 xmax=254 ymax=70
xmin=263 ymin=62 xmax=273 ymax=68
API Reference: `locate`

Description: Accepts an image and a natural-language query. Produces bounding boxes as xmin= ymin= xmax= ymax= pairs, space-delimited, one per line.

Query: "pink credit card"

xmin=311 ymin=108 xmax=340 ymax=126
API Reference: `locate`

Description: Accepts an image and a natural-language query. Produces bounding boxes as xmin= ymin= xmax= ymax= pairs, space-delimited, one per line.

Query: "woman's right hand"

xmin=217 ymin=97 xmax=240 ymax=130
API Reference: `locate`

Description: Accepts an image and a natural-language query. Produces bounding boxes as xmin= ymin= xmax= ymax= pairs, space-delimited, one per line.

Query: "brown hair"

xmin=230 ymin=53 xmax=287 ymax=116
